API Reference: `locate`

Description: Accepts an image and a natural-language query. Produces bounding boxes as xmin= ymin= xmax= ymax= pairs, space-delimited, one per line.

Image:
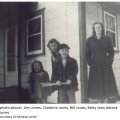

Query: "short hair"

xmin=92 ymin=22 xmax=104 ymax=36
xmin=47 ymin=38 xmax=60 ymax=49
xmin=31 ymin=60 xmax=43 ymax=72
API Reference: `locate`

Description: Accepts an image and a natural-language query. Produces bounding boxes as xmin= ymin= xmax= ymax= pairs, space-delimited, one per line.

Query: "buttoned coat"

xmin=86 ymin=35 xmax=118 ymax=99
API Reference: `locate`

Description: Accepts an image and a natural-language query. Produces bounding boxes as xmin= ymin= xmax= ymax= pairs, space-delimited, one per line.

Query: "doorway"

xmin=5 ymin=25 xmax=18 ymax=87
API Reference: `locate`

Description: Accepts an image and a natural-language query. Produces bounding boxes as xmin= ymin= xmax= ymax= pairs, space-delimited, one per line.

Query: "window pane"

xmin=106 ymin=30 xmax=116 ymax=47
xmin=28 ymin=17 xmax=41 ymax=35
xmin=28 ymin=34 xmax=41 ymax=52
xmin=7 ymin=28 xmax=15 ymax=55
xmin=7 ymin=56 xmax=15 ymax=72
xmin=105 ymin=14 xmax=115 ymax=31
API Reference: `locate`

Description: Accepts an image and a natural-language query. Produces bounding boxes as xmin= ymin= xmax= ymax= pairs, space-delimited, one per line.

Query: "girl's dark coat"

xmin=56 ymin=56 xmax=78 ymax=91
xmin=29 ymin=71 xmax=51 ymax=99
xmin=50 ymin=54 xmax=61 ymax=90
xmin=86 ymin=35 xmax=118 ymax=99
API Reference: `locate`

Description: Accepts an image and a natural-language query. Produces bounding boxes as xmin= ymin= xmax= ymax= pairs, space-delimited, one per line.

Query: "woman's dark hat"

xmin=59 ymin=44 xmax=70 ymax=49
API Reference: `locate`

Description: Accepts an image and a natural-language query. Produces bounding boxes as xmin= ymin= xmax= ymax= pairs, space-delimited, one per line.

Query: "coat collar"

xmin=61 ymin=56 xmax=72 ymax=69
xmin=91 ymin=35 xmax=106 ymax=40
xmin=64 ymin=56 xmax=72 ymax=62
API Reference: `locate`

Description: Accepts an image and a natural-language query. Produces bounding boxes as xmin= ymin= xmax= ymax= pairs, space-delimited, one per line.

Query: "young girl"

xmin=29 ymin=60 xmax=51 ymax=103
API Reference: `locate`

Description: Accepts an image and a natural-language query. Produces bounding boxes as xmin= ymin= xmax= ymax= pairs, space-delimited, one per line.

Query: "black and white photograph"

xmin=0 ymin=1 xmax=120 ymax=104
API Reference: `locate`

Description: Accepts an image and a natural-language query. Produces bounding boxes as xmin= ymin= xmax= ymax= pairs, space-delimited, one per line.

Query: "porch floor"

xmin=0 ymin=86 xmax=34 ymax=103
xmin=0 ymin=86 xmax=120 ymax=103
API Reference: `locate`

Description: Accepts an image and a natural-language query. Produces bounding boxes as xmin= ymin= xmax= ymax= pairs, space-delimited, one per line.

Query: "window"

xmin=26 ymin=10 xmax=45 ymax=56
xmin=104 ymin=11 xmax=118 ymax=51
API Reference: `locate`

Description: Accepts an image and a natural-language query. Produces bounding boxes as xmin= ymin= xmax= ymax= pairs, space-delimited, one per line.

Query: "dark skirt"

xmin=88 ymin=64 xmax=118 ymax=99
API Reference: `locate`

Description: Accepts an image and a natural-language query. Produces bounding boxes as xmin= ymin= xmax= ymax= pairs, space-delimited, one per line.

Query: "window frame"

xmin=26 ymin=10 xmax=45 ymax=56
xmin=104 ymin=10 xmax=118 ymax=51
xmin=5 ymin=25 xmax=18 ymax=74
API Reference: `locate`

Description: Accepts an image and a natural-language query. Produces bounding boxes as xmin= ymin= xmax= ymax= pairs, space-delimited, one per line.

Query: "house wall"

xmin=86 ymin=2 xmax=120 ymax=95
xmin=20 ymin=2 xmax=81 ymax=103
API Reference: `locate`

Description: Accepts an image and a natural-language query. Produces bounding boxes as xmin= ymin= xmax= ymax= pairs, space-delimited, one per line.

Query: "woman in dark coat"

xmin=85 ymin=22 xmax=118 ymax=103
xmin=29 ymin=60 xmax=51 ymax=103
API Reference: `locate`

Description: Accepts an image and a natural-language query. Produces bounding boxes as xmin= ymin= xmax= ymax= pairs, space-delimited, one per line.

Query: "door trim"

xmin=5 ymin=24 xmax=18 ymax=87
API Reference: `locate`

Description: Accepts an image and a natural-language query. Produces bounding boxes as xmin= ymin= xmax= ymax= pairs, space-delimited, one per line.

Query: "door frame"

xmin=4 ymin=24 xmax=18 ymax=87
xmin=78 ymin=2 xmax=88 ymax=103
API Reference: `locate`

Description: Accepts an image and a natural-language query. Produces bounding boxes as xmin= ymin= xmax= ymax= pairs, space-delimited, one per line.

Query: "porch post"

xmin=78 ymin=2 xmax=88 ymax=103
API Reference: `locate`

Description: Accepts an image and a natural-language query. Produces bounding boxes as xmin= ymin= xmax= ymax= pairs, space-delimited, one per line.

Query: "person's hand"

xmin=56 ymin=81 xmax=61 ymax=86
xmin=66 ymin=79 xmax=72 ymax=85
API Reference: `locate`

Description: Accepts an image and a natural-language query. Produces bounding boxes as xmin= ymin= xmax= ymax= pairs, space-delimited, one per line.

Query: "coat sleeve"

xmin=85 ymin=38 xmax=92 ymax=66
xmin=68 ymin=59 xmax=78 ymax=87
xmin=107 ymin=37 xmax=114 ymax=65
xmin=43 ymin=72 xmax=50 ymax=83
